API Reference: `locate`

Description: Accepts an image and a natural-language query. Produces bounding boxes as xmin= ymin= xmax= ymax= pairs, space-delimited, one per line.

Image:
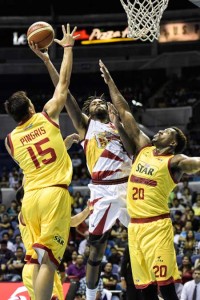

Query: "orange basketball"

xmin=27 ymin=21 xmax=55 ymax=49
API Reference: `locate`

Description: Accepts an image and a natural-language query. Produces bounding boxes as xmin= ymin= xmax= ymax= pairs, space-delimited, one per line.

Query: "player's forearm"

xmin=44 ymin=59 xmax=59 ymax=87
xmin=107 ymin=78 xmax=131 ymax=117
xmin=59 ymin=47 xmax=73 ymax=87
xmin=65 ymin=92 xmax=88 ymax=138
xmin=45 ymin=47 xmax=73 ymax=118
xmin=66 ymin=91 xmax=81 ymax=115
xmin=117 ymin=123 xmax=135 ymax=155
xmin=70 ymin=206 xmax=90 ymax=227
xmin=107 ymin=79 xmax=142 ymax=140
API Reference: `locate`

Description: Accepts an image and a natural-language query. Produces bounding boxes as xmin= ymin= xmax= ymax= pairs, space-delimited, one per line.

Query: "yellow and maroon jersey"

xmin=81 ymin=119 xmax=132 ymax=182
xmin=8 ymin=112 xmax=72 ymax=192
xmin=127 ymin=146 xmax=176 ymax=218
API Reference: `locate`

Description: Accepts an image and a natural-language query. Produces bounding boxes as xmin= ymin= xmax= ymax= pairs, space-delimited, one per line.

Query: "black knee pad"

xmin=88 ymin=230 xmax=110 ymax=245
xmin=87 ymin=259 xmax=102 ymax=267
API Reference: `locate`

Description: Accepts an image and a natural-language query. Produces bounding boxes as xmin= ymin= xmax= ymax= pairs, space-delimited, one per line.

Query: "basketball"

xmin=27 ymin=21 xmax=55 ymax=49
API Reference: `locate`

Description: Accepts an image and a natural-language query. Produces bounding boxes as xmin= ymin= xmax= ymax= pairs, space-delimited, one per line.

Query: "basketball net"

xmin=120 ymin=0 xmax=169 ymax=42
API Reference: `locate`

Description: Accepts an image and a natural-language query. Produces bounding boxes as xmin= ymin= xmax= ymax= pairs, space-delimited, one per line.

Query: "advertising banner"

xmin=0 ymin=282 xmax=70 ymax=300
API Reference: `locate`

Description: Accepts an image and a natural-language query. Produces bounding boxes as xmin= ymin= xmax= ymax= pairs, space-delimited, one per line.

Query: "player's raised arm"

xmin=29 ymin=43 xmax=59 ymax=87
xmin=43 ymin=24 xmax=78 ymax=121
xmin=29 ymin=30 xmax=88 ymax=140
xmin=99 ymin=59 xmax=150 ymax=152
xmin=64 ymin=91 xmax=88 ymax=140
xmin=108 ymin=103 xmax=136 ymax=155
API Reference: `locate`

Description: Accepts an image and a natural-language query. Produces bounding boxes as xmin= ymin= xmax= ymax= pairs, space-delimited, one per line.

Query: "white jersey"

xmin=81 ymin=119 xmax=132 ymax=183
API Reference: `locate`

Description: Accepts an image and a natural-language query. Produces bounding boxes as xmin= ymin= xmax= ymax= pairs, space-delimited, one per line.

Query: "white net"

xmin=120 ymin=0 xmax=169 ymax=42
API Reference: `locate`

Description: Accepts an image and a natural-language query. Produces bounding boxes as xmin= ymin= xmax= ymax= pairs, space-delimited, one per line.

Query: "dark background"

xmin=0 ymin=0 xmax=196 ymax=16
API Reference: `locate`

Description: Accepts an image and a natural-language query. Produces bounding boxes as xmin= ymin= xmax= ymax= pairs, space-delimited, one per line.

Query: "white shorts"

xmin=88 ymin=182 xmax=130 ymax=235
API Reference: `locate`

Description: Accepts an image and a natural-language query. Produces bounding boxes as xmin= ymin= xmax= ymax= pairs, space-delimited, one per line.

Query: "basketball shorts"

xmin=88 ymin=182 xmax=130 ymax=235
xmin=18 ymin=212 xmax=34 ymax=261
xmin=22 ymin=263 xmax=64 ymax=300
xmin=21 ymin=186 xmax=71 ymax=268
xmin=128 ymin=217 xmax=180 ymax=288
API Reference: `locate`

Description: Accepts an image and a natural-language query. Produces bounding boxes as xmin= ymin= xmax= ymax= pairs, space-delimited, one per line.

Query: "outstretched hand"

xmin=108 ymin=102 xmax=121 ymax=127
xmin=64 ymin=133 xmax=80 ymax=150
xmin=54 ymin=24 xmax=80 ymax=48
xmin=29 ymin=42 xmax=50 ymax=63
xmin=99 ymin=59 xmax=112 ymax=84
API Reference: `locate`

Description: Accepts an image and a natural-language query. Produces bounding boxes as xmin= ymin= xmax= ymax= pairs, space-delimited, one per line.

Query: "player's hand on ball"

xmin=54 ymin=24 xmax=80 ymax=48
xmin=29 ymin=41 xmax=50 ymax=63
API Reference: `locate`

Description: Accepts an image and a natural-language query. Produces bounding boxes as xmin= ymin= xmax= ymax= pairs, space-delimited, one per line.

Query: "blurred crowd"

xmin=1 ymin=174 xmax=200 ymax=299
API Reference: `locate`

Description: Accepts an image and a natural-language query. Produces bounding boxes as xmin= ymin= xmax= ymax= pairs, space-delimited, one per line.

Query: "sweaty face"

xmin=89 ymin=99 xmax=107 ymax=117
xmin=152 ymin=128 xmax=177 ymax=148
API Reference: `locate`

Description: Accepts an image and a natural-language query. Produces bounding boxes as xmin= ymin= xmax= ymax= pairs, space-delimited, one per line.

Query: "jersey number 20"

xmin=132 ymin=187 xmax=144 ymax=200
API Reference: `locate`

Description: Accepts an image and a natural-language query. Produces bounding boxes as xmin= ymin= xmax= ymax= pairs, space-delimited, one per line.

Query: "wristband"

xmin=63 ymin=44 xmax=73 ymax=48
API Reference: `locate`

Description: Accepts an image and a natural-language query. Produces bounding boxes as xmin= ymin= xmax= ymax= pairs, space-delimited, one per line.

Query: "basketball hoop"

xmin=120 ymin=0 xmax=169 ymax=42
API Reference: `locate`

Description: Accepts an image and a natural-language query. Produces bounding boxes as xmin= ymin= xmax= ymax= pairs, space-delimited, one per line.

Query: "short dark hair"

xmin=4 ymin=91 xmax=31 ymax=122
xmin=16 ymin=246 xmax=23 ymax=251
xmin=172 ymin=127 xmax=187 ymax=154
xmin=82 ymin=94 xmax=107 ymax=116
xmin=2 ymin=232 xmax=9 ymax=238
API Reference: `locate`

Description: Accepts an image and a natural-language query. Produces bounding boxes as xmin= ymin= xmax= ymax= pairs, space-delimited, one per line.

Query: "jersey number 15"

xmin=27 ymin=138 xmax=56 ymax=169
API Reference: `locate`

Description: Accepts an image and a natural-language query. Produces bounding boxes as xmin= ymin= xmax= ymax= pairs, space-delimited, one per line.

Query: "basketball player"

xmin=99 ymin=60 xmax=200 ymax=300
xmin=4 ymin=24 xmax=78 ymax=300
xmin=16 ymin=183 xmax=90 ymax=300
xmin=28 ymin=44 xmax=132 ymax=300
